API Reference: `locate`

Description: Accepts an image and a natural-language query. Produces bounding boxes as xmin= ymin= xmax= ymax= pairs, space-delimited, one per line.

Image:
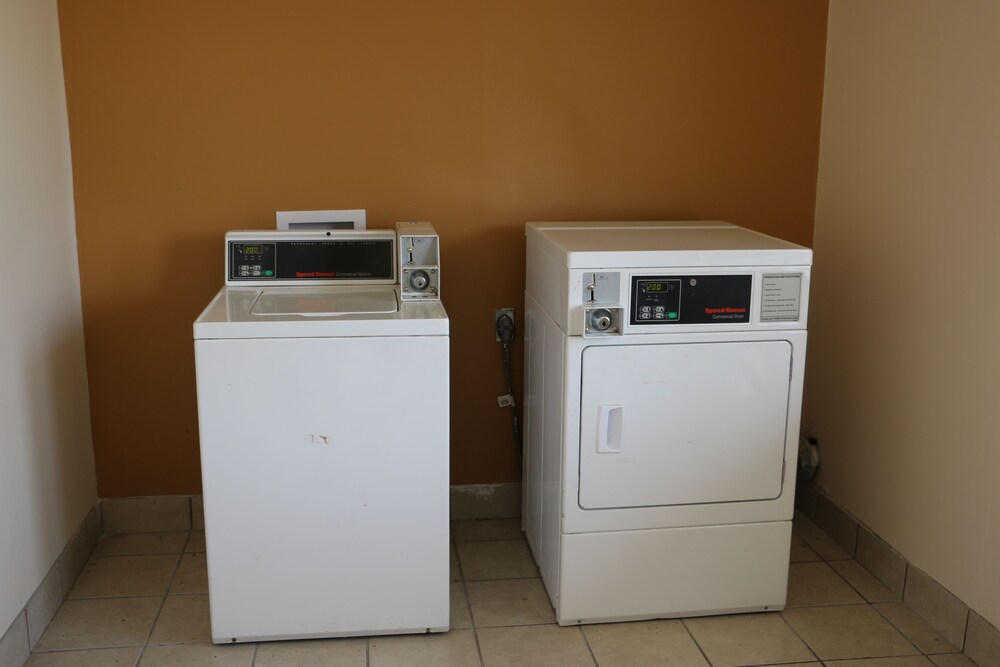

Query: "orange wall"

xmin=57 ymin=0 xmax=828 ymax=497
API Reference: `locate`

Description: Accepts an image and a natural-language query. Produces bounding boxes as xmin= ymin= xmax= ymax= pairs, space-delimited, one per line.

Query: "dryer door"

xmin=579 ymin=340 xmax=791 ymax=509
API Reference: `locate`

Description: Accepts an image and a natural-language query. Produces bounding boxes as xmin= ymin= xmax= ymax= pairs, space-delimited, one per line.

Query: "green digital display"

xmin=644 ymin=282 xmax=670 ymax=293
xmin=240 ymin=245 xmax=263 ymax=255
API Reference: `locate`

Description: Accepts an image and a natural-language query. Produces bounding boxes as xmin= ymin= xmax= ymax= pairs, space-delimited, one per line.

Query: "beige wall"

xmin=806 ymin=0 xmax=1000 ymax=628
xmin=0 ymin=0 xmax=97 ymax=632
xmin=56 ymin=0 xmax=828 ymax=496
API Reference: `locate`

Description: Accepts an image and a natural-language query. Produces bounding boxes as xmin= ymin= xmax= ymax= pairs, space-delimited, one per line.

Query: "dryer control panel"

xmin=631 ymin=275 xmax=752 ymax=325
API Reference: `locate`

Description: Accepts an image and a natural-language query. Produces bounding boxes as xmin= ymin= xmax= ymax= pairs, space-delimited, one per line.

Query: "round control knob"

xmin=589 ymin=308 xmax=613 ymax=332
xmin=408 ymin=270 xmax=430 ymax=291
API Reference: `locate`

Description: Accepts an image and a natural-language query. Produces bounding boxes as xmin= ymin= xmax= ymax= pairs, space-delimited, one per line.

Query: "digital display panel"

xmin=643 ymin=282 xmax=670 ymax=293
xmin=228 ymin=238 xmax=394 ymax=282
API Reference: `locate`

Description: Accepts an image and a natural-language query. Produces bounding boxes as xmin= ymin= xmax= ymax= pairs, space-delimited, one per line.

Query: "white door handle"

xmin=596 ymin=405 xmax=623 ymax=453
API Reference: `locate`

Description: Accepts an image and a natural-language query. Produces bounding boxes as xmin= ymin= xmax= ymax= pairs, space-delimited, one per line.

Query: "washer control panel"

xmin=631 ymin=275 xmax=752 ymax=325
xmin=225 ymin=231 xmax=397 ymax=286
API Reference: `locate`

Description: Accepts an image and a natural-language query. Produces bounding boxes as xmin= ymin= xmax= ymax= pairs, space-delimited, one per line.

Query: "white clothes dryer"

xmin=194 ymin=227 xmax=448 ymax=643
xmin=522 ymin=221 xmax=811 ymax=625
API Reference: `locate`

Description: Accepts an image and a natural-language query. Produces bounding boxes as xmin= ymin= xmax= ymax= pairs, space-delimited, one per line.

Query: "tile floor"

xmin=25 ymin=513 xmax=978 ymax=667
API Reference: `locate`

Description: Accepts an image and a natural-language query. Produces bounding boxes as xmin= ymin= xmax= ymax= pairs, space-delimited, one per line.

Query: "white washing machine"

xmin=523 ymin=221 xmax=811 ymax=625
xmin=193 ymin=224 xmax=448 ymax=643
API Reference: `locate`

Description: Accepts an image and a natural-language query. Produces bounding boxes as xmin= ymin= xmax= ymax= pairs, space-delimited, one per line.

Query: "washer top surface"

xmin=527 ymin=221 xmax=812 ymax=268
xmin=250 ymin=287 xmax=398 ymax=317
xmin=194 ymin=285 xmax=448 ymax=340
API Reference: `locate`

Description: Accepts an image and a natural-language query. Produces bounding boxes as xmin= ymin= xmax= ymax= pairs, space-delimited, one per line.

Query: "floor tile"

xmin=456 ymin=539 xmax=538 ymax=580
xmin=583 ymin=619 xmax=709 ymax=667
xmin=451 ymin=582 xmax=473 ymax=629
xmin=823 ymin=658 xmax=933 ymax=667
xmin=148 ymin=594 xmax=210 ymax=644
xmin=478 ymin=624 xmax=592 ymax=667
xmin=94 ymin=533 xmax=189 ymax=556
xmin=829 ymin=560 xmax=897 ymax=603
xmin=793 ymin=516 xmax=851 ymax=561
xmin=782 ymin=605 xmax=920 ymax=660
xmin=137 ymin=642 xmax=253 ymax=666
xmin=35 ymin=597 xmax=161 ymax=651
xmin=68 ymin=555 xmax=178 ymax=599
xmin=169 ymin=553 xmax=207 ymax=594
xmin=370 ymin=628 xmax=480 ymax=667
xmin=684 ymin=612 xmax=815 ymax=667
xmin=928 ymin=654 xmax=977 ymax=667
xmin=452 ymin=519 xmax=523 ymax=542
xmin=466 ymin=578 xmax=555 ymax=627
xmin=184 ymin=531 xmax=206 ymax=554
xmin=789 ymin=534 xmax=822 ymax=563
xmin=874 ymin=602 xmax=959 ymax=655
xmin=253 ymin=637 xmax=366 ymax=666
xmin=24 ymin=647 xmax=142 ymax=666
xmin=786 ymin=562 xmax=864 ymax=607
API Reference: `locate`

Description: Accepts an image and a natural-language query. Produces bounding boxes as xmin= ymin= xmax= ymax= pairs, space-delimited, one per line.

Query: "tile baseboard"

xmin=101 ymin=495 xmax=196 ymax=534
xmin=797 ymin=482 xmax=1000 ymax=665
xmin=0 ymin=502 xmax=101 ymax=667
xmin=100 ymin=485 xmax=522 ymax=536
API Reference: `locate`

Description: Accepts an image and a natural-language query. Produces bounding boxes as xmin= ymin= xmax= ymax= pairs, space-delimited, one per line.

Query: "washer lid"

xmin=250 ymin=288 xmax=398 ymax=317
xmin=193 ymin=286 xmax=448 ymax=339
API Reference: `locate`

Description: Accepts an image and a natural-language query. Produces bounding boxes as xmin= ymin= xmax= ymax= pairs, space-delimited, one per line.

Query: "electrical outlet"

xmin=495 ymin=308 xmax=514 ymax=342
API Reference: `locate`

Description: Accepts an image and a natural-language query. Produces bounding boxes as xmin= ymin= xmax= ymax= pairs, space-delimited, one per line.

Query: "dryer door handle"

xmin=596 ymin=405 xmax=624 ymax=453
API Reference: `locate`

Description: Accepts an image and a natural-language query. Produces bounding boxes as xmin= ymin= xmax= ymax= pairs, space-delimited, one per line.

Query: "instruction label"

xmin=760 ymin=273 xmax=802 ymax=322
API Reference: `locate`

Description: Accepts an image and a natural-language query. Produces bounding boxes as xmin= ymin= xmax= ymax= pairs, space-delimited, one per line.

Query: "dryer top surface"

xmin=526 ymin=222 xmax=812 ymax=268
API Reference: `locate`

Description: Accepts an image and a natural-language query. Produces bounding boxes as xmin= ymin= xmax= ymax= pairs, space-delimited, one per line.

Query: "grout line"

xmin=137 ymin=546 xmax=186 ymax=665
xmin=822 ymin=558 xmax=876 ymax=604
xmin=679 ymin=617 xmax=715 ymax=666
xmin=249 ymin=641 xmax=258 ymax=667
xmin=577 ymin=624 xmax=599 ymax=667
xmin=365 ymin=635 xmax=370 ymax=667
xmin=776 ymin=607 xmax=823 ymax=664
xmin=959 ymin=608 xmax=971 ymax=653
xmin=869 ymin=602 xmax=924 ymax=656
xmin=453 ymin=526 xmax=486 ymax=667
xmin=900 ymin=560 xmax=910 ymax=602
